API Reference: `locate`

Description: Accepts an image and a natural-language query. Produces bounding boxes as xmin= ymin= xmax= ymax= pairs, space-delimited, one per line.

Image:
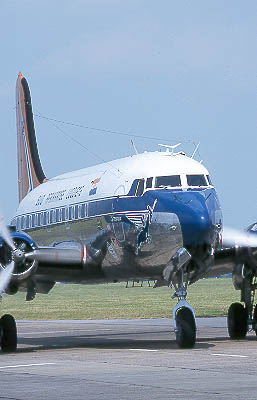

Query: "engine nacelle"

xmin=231 ymin=224 xmax=257 ymax=290
xmin=0 ymin=231 xmax=38 ymax=288
xmin=214 ymin=223 xmax=257 ymax=291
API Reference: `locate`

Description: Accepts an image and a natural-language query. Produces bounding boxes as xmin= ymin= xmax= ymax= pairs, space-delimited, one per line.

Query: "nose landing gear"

xmin=165 ymin=247 xmax=197 ymax=348
xmin=172 ymin=277 xmax=196 ymax=348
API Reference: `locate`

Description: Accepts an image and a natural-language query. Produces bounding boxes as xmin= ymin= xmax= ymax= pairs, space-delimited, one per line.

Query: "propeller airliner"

xmin=0 ymin=73 xmax=257 ymax=351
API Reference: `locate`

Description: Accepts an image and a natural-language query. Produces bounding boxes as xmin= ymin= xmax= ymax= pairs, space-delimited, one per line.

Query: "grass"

xmin=0 ymin=278 xmax=240 ymax=320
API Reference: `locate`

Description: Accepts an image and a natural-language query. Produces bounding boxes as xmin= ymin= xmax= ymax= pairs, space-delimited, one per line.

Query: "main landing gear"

xmin=165 ymin=248 xmax=196 ymax=348
xmin=227 ymin=276 xmax=257 ymax=340
xmin=0 ymin=314 xmax=17 ymax=352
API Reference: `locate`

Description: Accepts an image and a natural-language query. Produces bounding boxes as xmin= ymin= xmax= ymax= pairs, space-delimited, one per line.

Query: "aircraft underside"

xmin=0 ymin=200 xmax=221 ymax=351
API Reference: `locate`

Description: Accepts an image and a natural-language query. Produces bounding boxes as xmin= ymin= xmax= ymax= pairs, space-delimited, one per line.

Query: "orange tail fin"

xmin=16 ymin=73 xmax=46 ymax=203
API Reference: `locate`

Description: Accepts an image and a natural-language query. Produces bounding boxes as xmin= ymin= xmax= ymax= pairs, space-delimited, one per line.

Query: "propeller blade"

xmin=0 ymin=216 xmax=15 ymax=251
xmin=0 ymin=261 xmax=15 ymax=295
xmin=222 ymin=227 xmax=257 ymax=248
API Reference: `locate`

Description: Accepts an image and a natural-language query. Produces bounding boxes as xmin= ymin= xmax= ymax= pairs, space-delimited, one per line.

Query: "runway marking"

xmin=21 ymin=329 xmax=111 ymax=335
xmin=211 ymin=353 xmax=248 ymax=358
xmin=0 ymin=363 xmax=56 ymax=370
xmin=129 ymin=349 xmax=158 ymax=352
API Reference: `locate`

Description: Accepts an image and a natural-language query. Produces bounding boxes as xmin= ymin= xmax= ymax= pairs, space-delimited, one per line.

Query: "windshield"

xmin=186 ymin=175 xmax=208 ymax=187
xmin=155 ymin=175 xmax=181 ymax=188
xmin=206 ymin=175 xmax=213 ymax=186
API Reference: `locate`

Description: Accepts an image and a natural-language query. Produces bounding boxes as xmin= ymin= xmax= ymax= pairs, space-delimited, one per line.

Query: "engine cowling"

xmin=214 ymin=223 xmax=257 ymax=291
xmin=243 ymin=223 xmax=257 ymax=271
xmin=231 ymin=224 xmax=257 ymax=290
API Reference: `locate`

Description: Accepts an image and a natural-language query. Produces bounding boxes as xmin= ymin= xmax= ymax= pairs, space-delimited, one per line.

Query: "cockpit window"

xmin=146 ymin=177 xmax=153 ymax=189
xmin=155 ymin=175 xmax=181 ymax=188
xmin=135 ymin=179 xmax=145 ymax=196
xmin=186 ymin=175 xmax=208 ymax=187
xmin=206 ymin=175 xmax=213 ymax=186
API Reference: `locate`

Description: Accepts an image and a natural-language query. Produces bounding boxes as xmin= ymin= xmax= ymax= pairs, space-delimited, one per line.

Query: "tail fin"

xmin=16 ymin=73 xmax=46 ymax=203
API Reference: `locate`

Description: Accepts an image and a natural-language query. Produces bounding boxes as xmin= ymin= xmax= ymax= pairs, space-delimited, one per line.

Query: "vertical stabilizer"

xmin=16 ymin=73 xmax=46 ymax=203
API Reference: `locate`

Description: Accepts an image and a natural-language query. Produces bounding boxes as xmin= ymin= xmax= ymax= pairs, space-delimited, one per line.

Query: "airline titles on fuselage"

xmin=35 ymin=186 xmax=85 ymax=207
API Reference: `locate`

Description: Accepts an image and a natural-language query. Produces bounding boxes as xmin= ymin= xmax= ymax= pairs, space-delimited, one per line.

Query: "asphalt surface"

xmin=0 ymin=317 xmax=257 ymax=400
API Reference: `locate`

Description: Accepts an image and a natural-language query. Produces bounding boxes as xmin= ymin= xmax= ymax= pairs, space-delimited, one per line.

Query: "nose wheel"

xmin=0 ymin=314 xmax=17 ymax=352
xmin=175 ymin=305 xmax=196 ymax=348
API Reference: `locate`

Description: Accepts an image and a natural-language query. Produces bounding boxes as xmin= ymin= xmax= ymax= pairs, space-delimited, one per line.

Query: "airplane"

xmin=0 ymin=72 xmax=257 ymax=352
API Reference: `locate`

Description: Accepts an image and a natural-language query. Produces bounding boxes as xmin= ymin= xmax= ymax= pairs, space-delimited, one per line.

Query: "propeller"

xmin=0 ymin=212 xmax=34 ymax=295
xmin=0 ymin=216 xmax=15 ymax=251
xmin=222 ymin=227 xmax=257 ymax=248
xmin=0 ymin=261 xmax=15 ymax=295
xmin=0 ymin=213 xmax=16 ymax=295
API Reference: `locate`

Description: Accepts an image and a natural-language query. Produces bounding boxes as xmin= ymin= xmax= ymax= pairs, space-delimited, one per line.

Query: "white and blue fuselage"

xmin=12 ymin=150 xmax=222 ymax=284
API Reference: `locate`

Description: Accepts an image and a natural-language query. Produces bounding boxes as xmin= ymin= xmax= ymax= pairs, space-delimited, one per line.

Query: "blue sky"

xmin=0 ymin=0 xmax=256 ymax=227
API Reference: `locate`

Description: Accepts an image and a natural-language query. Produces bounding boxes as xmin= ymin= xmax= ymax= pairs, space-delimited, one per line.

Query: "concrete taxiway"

xmin=0 ymin=317 xmax=257 ymax=399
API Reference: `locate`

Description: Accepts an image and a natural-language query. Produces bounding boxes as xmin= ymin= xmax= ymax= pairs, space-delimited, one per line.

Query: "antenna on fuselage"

xmin=191 ymin=142 xmax=200 ymax=159
xmin=158 ymin=143 xmax=181 ymax=156
xmin=131 ymin=139 xmax=138 ymax=155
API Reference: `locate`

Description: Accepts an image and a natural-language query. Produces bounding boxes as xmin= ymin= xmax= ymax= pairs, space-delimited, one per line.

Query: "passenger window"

xmin=50 ymin=210 xmax=56 ymax=224
xmin=56 ymin=209 xmax=60 ymax=222
xmin=155 ymin=175 xmax=181 ymax=188
xmin=61 ymin=208 xmax=66 ymax=222
xmin=79 ymin=204 xmax=85 ymax=218
xmin=69 ymin=206 xmax=75 ymax=220
xmin=36 ymin=213 xmax=40 ymax=227
xmin=26 ymin=215 xmax=31 ymax=229
xmin=187 ymin=175 xmax=208 ymax=187
xmin=146 ymin=177 xmax=153 ymax=189
xmin=75 ymin=205 xmax=79 ymax=219
xmin=43 ymin=212 xmax=47 ymax=226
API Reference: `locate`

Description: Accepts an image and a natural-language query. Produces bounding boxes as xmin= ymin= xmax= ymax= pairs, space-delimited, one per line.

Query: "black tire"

xmin=227 ymin=302 xmax=247 ymax=340
xmin=175 ymin=307 xmax=196 ymax=349
xmin=0 ymin=314 xmax=17 ymax=352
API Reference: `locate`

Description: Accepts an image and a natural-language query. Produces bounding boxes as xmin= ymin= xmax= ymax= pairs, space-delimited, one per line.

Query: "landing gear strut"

xmin=0 ymin=314 xmax=17 ymax=352
xmin=166 ymin=248 xmax=196 ymax=348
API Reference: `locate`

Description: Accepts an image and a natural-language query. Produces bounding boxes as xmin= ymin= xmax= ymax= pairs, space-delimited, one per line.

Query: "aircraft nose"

xmin=146 ymin=190 xmax=216 ymax=247
xmin=179 ymin=203 xmax=213 ymax=247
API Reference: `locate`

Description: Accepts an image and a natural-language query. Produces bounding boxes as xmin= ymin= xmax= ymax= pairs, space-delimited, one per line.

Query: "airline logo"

xmin=91 ymin=177 xmax=101 ymax=185
xmin=89 ymin=187 xmax=97 ymax=196
xmin=89 ymin=177 xmax=101 ymax=195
